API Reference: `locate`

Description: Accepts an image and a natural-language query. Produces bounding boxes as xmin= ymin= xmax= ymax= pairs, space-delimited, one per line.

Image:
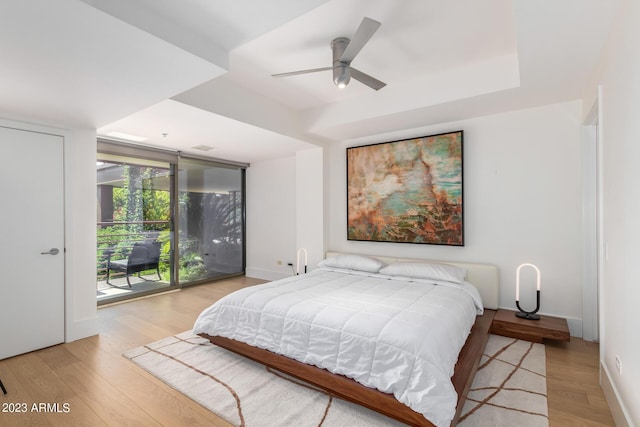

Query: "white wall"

xmin=587 ymin=0 xmax=640 ymax=423
xmin=65 ymin=128 xmax=99 ymax=341
xmin=295 ymin=147 xmax=326 ymax=270
xmin=328 ymin=101 xmax=585 ymax=334
xmin=246 ymin=148 xmax=327 ymax=279
xmin=247 ymin=102 xmax=585 ymax=334
xmin=246 ymin=156 xmax=297 ymax=279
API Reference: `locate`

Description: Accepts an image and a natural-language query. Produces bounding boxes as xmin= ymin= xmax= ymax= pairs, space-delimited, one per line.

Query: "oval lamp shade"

xmin=515 ymin=263 xmax=541 ymax=320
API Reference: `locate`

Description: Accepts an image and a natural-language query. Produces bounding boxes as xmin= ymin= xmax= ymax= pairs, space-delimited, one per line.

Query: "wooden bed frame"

xmin=200 ymin=253 xmax=500 ymax=426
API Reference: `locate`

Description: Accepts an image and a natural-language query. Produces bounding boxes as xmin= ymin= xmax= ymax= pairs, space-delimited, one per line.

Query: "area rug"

xmin=458 ymin=334 xmax=548 ymax=427
xmin=124 ymin=332 xmax=547 ymax=427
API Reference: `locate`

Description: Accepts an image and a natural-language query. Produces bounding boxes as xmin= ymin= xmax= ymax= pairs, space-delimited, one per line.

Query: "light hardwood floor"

xmin=0 ymin=277 xmax=615 ymax=426
xmin=546 ymin=339 xmax=615 ymax=426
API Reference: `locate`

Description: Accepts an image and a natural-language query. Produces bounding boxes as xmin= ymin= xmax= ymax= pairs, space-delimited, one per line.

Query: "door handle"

xmin=41 ymin=248 xmax=60 ymax=255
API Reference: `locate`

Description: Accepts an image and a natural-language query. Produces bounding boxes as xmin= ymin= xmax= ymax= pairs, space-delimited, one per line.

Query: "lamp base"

xmin=515 ymin=290 xmax=541 ymax=321
xmin=515 ymin=311 xmax=541 ymax=320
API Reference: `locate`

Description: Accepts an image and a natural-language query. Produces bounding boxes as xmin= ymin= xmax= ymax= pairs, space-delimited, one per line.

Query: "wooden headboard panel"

xmin=325 ymin=252 xmax=499 ymax=310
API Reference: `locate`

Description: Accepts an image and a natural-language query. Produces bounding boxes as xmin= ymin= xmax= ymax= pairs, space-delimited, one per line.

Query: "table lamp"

xmin=515 ymin=263 xmax=541 ymax=320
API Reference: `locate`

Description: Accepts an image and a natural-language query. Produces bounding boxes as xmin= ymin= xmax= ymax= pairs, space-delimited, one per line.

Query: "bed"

xmin=194 ymin=252 xmax=499 ymax=426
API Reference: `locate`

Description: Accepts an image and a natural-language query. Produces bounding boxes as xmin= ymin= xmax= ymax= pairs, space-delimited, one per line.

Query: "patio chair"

xmin=106 ymin=240 xmax=161 ymax=287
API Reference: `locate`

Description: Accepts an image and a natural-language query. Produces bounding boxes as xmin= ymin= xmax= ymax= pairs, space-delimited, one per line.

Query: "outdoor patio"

xmin=97 ymin=273 xmax=172 ymax=302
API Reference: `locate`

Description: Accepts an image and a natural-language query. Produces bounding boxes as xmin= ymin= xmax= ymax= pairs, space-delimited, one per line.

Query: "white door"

xmin=0 ymin=125 xmax=65 ymax=359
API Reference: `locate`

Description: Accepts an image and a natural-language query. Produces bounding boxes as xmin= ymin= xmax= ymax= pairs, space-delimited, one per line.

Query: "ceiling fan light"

xmin=333 ymin=65 xmax=351 ymax=89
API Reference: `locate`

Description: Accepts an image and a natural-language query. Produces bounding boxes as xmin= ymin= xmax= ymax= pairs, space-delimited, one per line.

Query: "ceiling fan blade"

xmin=350 ymin=67 xmax=386 ymax=91
xmin=339 ymin=17 xmax=381 ymax=64
xmin=272 ymin=67 xmax=332 ymax=78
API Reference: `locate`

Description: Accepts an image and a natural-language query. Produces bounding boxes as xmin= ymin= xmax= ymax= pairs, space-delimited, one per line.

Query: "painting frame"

xmin=347 ymin=130 xmax=464 ymax=246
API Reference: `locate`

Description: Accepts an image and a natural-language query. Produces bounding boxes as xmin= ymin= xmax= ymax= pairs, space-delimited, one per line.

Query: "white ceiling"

xmin=0 ymin=0 xmax=621 ymax=163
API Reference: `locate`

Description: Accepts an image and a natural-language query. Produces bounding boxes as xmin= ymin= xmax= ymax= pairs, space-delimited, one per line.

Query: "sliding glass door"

xmin=96 ymin=157 xmax=174 ymax=302
xmin=96 ymin=140 xmax=246 ymax=302
xmin=177 ymin=158 xmax=245 ymax=286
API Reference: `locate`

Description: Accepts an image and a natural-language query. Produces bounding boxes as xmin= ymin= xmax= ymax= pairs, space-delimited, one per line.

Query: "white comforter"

xmin=193 ymin=267 xmax=483 ymax=427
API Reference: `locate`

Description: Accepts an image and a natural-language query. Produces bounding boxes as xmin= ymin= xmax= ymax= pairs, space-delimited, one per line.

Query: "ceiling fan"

xmin=272 ymin=17 xmax=386 ymax=91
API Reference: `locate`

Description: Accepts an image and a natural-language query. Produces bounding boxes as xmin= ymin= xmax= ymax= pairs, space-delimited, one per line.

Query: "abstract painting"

xmin=347 ymin=130 xmax=463 ymax=245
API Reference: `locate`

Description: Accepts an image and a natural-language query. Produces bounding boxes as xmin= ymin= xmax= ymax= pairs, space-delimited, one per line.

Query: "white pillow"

xmin=379 ymin=261 xmax=467 ymax=283
xmin=317 ymin=254 xmax=384 ymax=273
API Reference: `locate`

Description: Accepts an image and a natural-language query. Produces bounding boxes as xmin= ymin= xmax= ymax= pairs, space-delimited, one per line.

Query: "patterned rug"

xmin=124 ymin=332 xmax=547 ymax=426
xmin=458 ymin=334 xmax=548 ymax=426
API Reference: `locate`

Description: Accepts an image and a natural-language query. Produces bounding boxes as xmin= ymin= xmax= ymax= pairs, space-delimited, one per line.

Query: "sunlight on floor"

xmin=97 ymin=274 xmax=172 ymax=303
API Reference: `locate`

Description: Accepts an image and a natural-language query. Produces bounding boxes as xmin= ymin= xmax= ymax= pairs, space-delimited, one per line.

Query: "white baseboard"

xmin=65 ymin=316 xmax=98 ymax=342
xmin=245 ymin=267 xmax=291 ymax=282
xmin=564 ymin=316 xmax=582 ymax=339
xmin=601 ymin=362 xmax=634 ymax=427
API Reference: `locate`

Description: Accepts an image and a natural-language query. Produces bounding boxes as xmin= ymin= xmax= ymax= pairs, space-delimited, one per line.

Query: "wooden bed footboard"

xmin=199 ymin=309 xmax=495 ymax=427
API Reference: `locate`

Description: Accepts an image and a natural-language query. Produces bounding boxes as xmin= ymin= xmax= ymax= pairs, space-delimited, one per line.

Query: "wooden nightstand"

xmin=490 ymin=309 xmax=570 ymax=343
